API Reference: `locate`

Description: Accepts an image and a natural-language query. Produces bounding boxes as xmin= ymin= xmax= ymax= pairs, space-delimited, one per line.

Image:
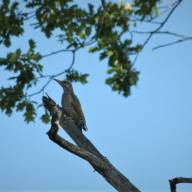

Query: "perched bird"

xmin=54 ymin=79 xmax=88 ymax=132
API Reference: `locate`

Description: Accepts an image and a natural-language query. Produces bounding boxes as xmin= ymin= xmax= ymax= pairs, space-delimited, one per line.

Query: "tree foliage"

xmin=1 ymin=0 xmax=183 ymax=123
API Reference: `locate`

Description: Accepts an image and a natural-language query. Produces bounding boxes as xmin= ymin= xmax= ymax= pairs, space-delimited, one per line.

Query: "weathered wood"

xmin=43 ymin=96 xmax=140 ymax=192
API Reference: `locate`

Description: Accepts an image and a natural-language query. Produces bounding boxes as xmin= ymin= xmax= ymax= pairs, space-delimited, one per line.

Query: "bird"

xmin=54 ymin=79 xmax=88 ymax=132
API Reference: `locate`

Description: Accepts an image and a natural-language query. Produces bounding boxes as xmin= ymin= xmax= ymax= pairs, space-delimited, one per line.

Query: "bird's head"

xmin=54 ymin=79 xmax=73 ymax=93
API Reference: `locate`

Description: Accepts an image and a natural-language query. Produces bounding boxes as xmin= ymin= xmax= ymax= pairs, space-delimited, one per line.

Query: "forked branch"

xmin=42 ymin=95 xmax=140 ymax=192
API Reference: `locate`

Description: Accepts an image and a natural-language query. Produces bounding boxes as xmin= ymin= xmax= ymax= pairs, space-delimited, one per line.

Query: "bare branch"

xmin=28 ymin=37 xmax=95 ymax=97
xmin=169 ymin=177 xmax=192 ymax=192
xmin=132 ymin=30 xmax=192 ymax=51
xmin=143 ymin=0 xmax=183 ymax=48
xmin=41 ymin=48 xmax=74 ymax=59
xmin=153 ymin=37 xmax=192 ymax=50
xmin=132 ymin=30 xmax=188 ymax=39
xmin=28 ymin=51 xmax=77 ymax=97
xmin=66 ymin=50 xmax=76 ymax=72
xmin=132 ymin=0 xmax=183 ymax=65
xmin=28 ymin=78 xmax=52 ymax=97
xmin=152 ymin=31 xmax=188 ymax=38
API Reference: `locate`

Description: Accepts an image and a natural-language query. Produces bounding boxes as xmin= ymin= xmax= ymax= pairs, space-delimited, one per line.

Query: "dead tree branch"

xmin=169 ymin=177 xmax=192 ymax=192
xmin=42 ymin=95 xmax=140 ymax=192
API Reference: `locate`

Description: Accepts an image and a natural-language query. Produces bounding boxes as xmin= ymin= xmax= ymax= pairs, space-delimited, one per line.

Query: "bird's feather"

xmin=71 ymin=94 xmax=86 ymax=124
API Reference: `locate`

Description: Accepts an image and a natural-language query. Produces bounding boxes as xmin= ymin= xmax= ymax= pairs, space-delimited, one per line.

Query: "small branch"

xmin=28 ymin=78 xmax=52 ymax=97
xmin=132 ymin=30 xmax=188 ymax=39
xmin=143 ymin=0 xmax=183 ymax=48
xmin=153 ymin=31 xmax=188 ymax=38
xmin=130 ymin=19 xmax=162 ymax=25
xmin=41 ymin=48 xmax=74 ymax=58
xmin=132 ymin=30 xmax=192 ymax=51
xmin=66 ymin=50 xmax=76 ymax=72
xmin=28 ymin=51 xmax=77 ymax=97
xmin=28 ymin=37 xmax=94 ymax=98
xmin=153 ymin=37 xmax=192 ymax=50
xmin=169 ymin=177 xmax=192 ymax=192
xmin=132 ymin=0 xmax=183 ymax=65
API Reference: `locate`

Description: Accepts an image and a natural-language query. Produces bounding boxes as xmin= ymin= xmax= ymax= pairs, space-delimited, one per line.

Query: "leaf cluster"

xmin=66 ymin=69 xmax=89 ymax=84
xmin=0 ymin=0 xmax=26 ymax=47
xmin=89 ymin=2 xmax=142 ymax=96
xmin=26 ymin=0 xmax=94 ymax=48
xmin=133 ymin=0 xmax=160 ymax=20
xmin=0 ymin=39 xmax=42 ymax=122
xmin=0 ymin=0 xmax=161 ymax=122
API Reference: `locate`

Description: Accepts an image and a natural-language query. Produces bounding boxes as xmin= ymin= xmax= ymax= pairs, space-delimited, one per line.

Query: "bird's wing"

xmin=71 ymin=94 xmax=86 ymax=124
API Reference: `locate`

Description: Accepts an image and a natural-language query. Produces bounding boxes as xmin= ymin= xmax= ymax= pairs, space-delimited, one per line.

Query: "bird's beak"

xmin=53 ymin=78 xmax=62 ymax=86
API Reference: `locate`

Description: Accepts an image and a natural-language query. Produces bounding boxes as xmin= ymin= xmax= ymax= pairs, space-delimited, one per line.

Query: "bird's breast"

xmin=61 ymin=93 xmax=72 ymax=108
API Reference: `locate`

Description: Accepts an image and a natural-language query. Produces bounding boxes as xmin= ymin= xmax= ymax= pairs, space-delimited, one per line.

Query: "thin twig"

xmin=132 ymin=0 xmax=183 ymax=65
xmin=29 ymin=78 xmax=52 ymax=97
xmin=132 ymin=30 xmax=188 ymax=39
xmin=28 ymin=51 xmax=77 ymax=97
xmin=66 ymin=50 xmax=76 ymax=71
xmin=129 ymin=17 xmax=162 ymax=25
xmin=154 ymin=31 xmax=188 ymax=38
xmin=42 ymin=49 xmax=74 ymax=58
xmin=143 ymin=0 xmax=183 ymax=48
xmin=153 ymin=37 xmax=192 ymax=50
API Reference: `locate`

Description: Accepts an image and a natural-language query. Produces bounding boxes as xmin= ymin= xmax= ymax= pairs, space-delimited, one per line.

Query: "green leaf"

xmin=29 ymin=39 xmax=36 ymax=49
xmin=16 ymin=101 xmax=27 ymax=111
xmin=107 ymin=68 xmax=115 ymax=74
xmin=23 ymin=102 xmax=36 ymax=123
xmin=88 ymin=46 xmax=99 ymax=53
xmin=66 ymin=69 xmax=89 ymax=84
xmin=99 ymin=51 xmax=108 ymax=60
xmin=9 ymin=53 xmax=18 ymax=63
xmin=41 ymin=111 xmax=50 ymax=124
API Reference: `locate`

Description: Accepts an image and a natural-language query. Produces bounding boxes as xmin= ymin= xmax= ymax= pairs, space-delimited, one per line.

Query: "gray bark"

xmin=43 ymin=95 xmax=140 ymax=192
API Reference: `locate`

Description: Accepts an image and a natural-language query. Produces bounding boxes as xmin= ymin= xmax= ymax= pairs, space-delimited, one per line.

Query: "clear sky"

xmin=0 ymin=0 xmax=192 ymax=192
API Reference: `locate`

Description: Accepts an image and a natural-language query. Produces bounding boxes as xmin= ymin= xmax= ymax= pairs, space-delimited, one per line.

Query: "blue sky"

xmin=0 ymin=0 xmax=192 ymax=191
